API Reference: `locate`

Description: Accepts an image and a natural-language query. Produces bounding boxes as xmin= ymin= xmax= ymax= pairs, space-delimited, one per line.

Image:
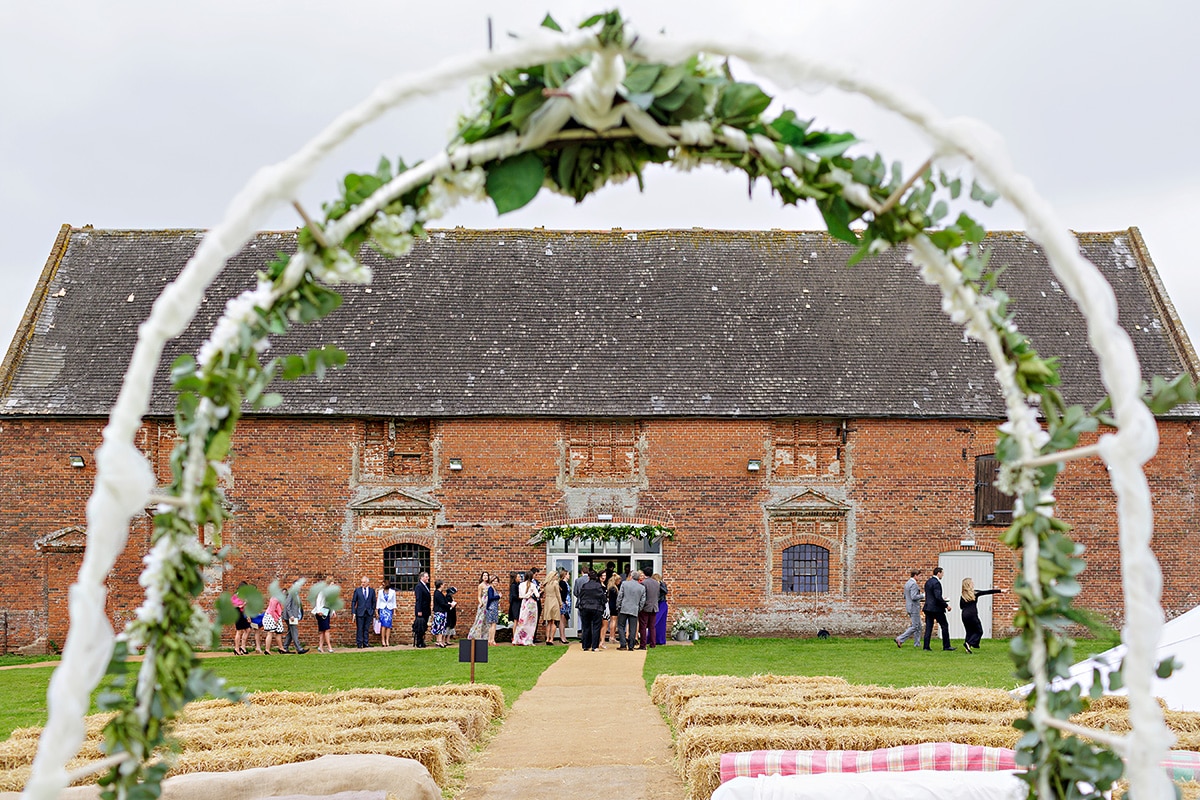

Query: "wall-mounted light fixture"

xmin=596 ymin=513 xmax=614 ymax=522
xmin=960 ymin=538 xmax=976 ymax=548
xmin=448 ymin=458 xmax=463 ymax=471
xmin=747 ymin=459 xmax=762 ymax=472
xmin=69 ymin=455 xmax=86 ymax=468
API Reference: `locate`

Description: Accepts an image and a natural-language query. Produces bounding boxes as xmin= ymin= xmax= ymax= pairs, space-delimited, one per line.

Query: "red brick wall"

xmin=1 ymin=415 xmax=1196 ymax=651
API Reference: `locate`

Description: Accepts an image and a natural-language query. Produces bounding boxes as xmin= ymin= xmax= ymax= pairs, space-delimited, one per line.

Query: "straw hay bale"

xmin=329 ymin=688 xmax=412 ymax=705
xmin=675 ymin=724 xmax=1022 ymax=773
xmin=1070 ymin=709 xmax=1200 ymax=736
xmin=685 ymin=753 xmax=723 ymax=800
xmin=171 ymin=739 xmax=449 ymax=786
xmin=677 ymin=703 xmax=1020 ymax=730
xmin=389 ymin=685 xmax=505 ymax=719
xmin=1083 ymin=695 xmax=1168 ymax=713
xmin=654 ymin=675 xmax=850 ymax=716
xmin=0 ymin=766 xmax=30 ymax=793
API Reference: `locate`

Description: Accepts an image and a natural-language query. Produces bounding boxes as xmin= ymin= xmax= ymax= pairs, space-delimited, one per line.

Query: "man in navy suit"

xmin=351 ymin=575 xmax=377 ymax=648
xmin=413 ymin=571 xmax=432 ymax=648
xmin=923 ymin=566 xmax=955 ymax=651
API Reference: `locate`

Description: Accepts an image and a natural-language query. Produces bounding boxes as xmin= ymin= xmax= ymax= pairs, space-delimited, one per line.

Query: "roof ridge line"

xmin=0 ymin=224 xmax=73 ymax=400
xmin=1126 ymin=226 xmax=1200 ymax=380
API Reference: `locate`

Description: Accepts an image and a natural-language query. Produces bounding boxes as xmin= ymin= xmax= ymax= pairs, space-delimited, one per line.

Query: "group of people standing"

xmin=232 ymin=564 xmax=674 ymax=653
xmin=895 ymin=566 xmax=1006 ymax=653
xmin=471 ymin=563 xmax=668 ymax=650
xmin=349 ymin=572 xmax=459 ymax=649
xmin=230 ymin=575 xmax=335 ymax=655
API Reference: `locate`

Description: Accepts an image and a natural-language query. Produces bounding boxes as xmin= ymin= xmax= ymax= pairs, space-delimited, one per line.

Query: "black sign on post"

xmin=458 ymin=638 xmax=488 ymax=683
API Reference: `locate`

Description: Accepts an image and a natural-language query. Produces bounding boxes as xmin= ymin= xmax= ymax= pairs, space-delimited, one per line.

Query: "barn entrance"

xmin=545 ymin=537 xmax=662 ymax=637
xmin=939 ymin=550 xmax=996 ymax=642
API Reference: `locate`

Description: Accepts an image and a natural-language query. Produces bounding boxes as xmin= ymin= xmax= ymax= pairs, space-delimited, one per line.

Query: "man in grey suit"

xmin=615 ymin=571 xmax=645 ymax=651
xmin=894 ymin=567 xmax=924 ymax=649
xmin=638 ymin=571 xmax=660 ymax=649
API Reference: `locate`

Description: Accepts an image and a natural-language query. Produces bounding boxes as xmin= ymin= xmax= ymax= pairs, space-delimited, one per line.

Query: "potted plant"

xmin=494 ymin=612 xmax=514 ymax=643
xmin=671 ymin=608 xmax=707 ymax=641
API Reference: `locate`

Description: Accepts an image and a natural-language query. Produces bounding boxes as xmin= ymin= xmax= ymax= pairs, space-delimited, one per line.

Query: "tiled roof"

xmin=1 ymin=227 xmax=1195 ymax=418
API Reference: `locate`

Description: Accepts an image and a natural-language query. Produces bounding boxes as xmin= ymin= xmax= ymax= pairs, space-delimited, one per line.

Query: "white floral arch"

xmin=23 ymin=13 xmax=1175 ymax=800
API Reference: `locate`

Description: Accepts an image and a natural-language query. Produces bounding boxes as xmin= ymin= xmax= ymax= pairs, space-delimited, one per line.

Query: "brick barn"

xmin=1 ymin=225 xmax=1197 ymax=651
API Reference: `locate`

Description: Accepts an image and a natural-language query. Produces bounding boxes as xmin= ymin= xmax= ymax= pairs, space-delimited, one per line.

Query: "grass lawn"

xmin=0 ymin=644 xmax=564 ymax=740
xmin=644 ymin=635 xmax=1122 ymax=691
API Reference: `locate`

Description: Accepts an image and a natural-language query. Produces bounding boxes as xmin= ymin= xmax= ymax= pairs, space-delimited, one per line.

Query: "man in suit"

xmin=638 ymin=571 xmax=661 ymax=649
xmin=615 ymin=571 xmax=645 ymax=651
xmin=895 ymin=568 xmax=924 ymax=649
xmin=413 ymin=571 xmax=432 ymax=648
xmin=351 ymin=575 xmax=376 ymax=649
xmin=923 ymin=566 xmax=955 ymax=651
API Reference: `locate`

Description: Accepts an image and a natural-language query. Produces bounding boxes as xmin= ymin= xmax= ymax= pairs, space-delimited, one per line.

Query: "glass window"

xmin=782 ymin=543 xmax=829 ymax=593
xmin=383 ymin=543 xmax=430 ymax=592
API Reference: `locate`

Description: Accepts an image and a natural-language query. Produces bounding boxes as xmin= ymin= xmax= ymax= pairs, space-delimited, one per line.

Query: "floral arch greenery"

xmin=23 ymin=11 xmax=1196 ymax=800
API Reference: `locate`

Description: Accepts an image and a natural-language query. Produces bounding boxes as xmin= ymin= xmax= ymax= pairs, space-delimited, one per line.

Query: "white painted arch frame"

xmin=23 ymin=21 xmax=1174 ymax=800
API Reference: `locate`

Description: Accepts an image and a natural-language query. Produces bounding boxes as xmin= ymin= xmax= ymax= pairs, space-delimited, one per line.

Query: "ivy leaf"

xmin=768 ymin=110 xmax=812 ymax=148
xmin=800 ymin=131 xmax=858 ymax=158
xmin=970 ymin=179 xmax=1000 ymax=207
xmin=715 ymin=82 xmax=773 ymax=127
xmin=623 ymin=63 xmax=661 ymax=95
xmin=1156 ymin=656 xmax=1179 ymax=679
xmin=818 ymin=197 xmax=858 ymax=244
xmin=650 ymin=64 xmax=688 ymax=97
xmin=509 ymin=89 xmax=547 ymax=132
xmin=237 ymin=584 xmax=265 ymax=617
xmin=214 ymin=592 xmax=239 ymax=626
xmin=486 ymin=152 xmax=545 ymax=214
xmin=540 ymin=13 xmax=562 ymax=31
xmin=956 ymin=213 xmax=986 ymax=244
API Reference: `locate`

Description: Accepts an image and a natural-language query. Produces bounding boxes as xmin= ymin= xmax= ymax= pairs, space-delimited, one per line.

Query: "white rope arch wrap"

xmin=24 ymin=21 xmax=1173 ymax=800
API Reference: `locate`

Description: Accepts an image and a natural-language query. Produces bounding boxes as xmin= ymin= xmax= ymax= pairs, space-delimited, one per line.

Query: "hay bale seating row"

xmin=0 ymin=684 xmax=505 ymax=792
xmin=654 ymin=674 xmax=1200 ymax=800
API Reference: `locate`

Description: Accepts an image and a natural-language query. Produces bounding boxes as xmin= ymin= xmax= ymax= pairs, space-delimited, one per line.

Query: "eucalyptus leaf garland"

xmin=534 ymin=523 xmax=675 ymax=544
xmin=91 ymin=10 xmax=1199 ymax=800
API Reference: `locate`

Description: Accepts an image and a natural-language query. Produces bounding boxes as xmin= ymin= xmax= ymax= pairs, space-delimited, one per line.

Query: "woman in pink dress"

xmin=513 ymin=569 xmax=541 ymax=645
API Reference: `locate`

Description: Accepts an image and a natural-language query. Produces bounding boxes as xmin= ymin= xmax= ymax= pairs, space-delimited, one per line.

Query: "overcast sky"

xmin=2 ymin=1 xmax=1197 ymax=366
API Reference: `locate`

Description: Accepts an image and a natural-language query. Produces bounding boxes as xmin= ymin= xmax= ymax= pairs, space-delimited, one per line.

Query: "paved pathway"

xmin=457 ymin=642 xmax=685 ymax=800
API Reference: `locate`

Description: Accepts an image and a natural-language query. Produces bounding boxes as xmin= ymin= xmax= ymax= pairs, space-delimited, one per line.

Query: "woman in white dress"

xmin=513 ymin=568 xmax=541 ymax=645
xmin=376 ymin=581 xmax=396 ymax=647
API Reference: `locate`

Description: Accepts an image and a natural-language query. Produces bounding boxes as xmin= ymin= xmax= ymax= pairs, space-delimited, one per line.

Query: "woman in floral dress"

xmin=513 ymin=569 xmax=541 ymax=645
xmin=468 ymin=571 xmax=491 ymax=640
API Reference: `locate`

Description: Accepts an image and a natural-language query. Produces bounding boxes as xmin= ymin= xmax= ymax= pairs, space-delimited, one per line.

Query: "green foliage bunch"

xmin=534 ymin=523 xmax=676 ymax=544
xmin=92 ymin=10 xmax=1198 ymax=800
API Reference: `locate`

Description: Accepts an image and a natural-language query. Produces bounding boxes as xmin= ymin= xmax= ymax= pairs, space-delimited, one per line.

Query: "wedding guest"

xmin=232 ymin=581 xmax=251 ymax=655
xmin=513 ymin=569 xmax=541 ymax=645
xmin=542 ymin=571 xmax=563 ymax=645
xmin=432 ymin=579 xmax=453 ymax=647
xmin=507 ymin=572 xmax=522 ymax=624
xmin=557 ymin=568 xmax=571 ymax=643
xmin=445 ymin=587 xmax=459 ymax=640
xmin=376 ymin=580 xmax=397 ymax=647
xmin=313 ymin=575 xmax=334 ymax=653
xmin=960 ymin=577 xmax=1006 ymax=653
xmin=654 ymin=572 xmax=669 ymax=646
xmin=601 ymin=573 xmax=621 ymax=647
xmin=468 ymin=572 xmax=491 ymax=640
xmin=281 ymin=581 xmax=308 ymax=654
xmin=262 ymin=590 xmax=286 ymax=654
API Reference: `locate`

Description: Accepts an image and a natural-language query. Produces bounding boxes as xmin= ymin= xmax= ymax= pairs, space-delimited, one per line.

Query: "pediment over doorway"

xmin=765 ymin=490 xmax=849 ymax=517
xmin=35 ymin=525 xmax=87 ymax=553
xmin=348 ymin=488 xmax=441 ymax=514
